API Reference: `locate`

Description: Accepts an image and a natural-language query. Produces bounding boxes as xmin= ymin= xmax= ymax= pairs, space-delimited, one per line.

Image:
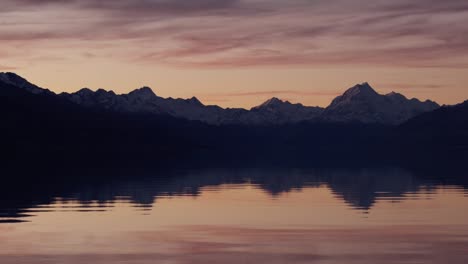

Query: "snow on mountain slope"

xmin=323 ymin=83 xmax=439 ymax=124
xmin=0 ymin=72 xmax=440 ymax=125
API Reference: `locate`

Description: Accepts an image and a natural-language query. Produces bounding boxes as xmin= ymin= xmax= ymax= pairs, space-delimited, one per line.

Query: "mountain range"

xmin=0 ymin=72 xmax=438 ymax=125
xmin=1 ymin=72 xmax=467 ymax=167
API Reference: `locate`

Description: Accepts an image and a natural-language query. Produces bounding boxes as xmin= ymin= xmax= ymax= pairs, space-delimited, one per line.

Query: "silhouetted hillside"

xmin=1 ymin=72 xmax=467 ymax=168
xmin=1 ymin=78 xmax=213 ymax=167
xmin=2 ymin=73 xmax=438 ymax=126
xmin=395 ymin=101 xmax=468 ymax=161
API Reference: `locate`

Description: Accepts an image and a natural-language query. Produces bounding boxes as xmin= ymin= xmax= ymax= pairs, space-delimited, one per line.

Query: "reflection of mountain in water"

xmin=1 ymin=167 xmax=467 ymax=222
xmin=325 ymin=169 xmax=423 ymax=210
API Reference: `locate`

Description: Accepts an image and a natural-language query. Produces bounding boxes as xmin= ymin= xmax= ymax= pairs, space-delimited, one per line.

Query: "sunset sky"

xmin=2 ymin=0 xmax=468 ymax=108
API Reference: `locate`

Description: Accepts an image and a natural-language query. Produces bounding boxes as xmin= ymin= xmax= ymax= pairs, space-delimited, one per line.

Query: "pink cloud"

xmin=1 ymin=0 xmax=468 ymax=69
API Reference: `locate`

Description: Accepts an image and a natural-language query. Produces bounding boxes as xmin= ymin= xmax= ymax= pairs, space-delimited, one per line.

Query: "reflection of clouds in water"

xmin=0 ymin=225 xmax=467 ymax=264
xmin=0 ymin=167 xmax=467 ymax=263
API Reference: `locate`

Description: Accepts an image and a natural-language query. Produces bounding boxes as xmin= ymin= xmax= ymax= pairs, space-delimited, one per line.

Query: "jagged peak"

xmin=386 ymin=91 xmax=400 ymax=96
xmin=71 ymin=88 xmax=116 ymax=97
xmin=424 ymin=99 xmax=438 ymax=105
xmin=137 ymin=86 xmax=154 ymax=93
xmin=0 ymin=72 xmax=32 ymax=86
xmin=255 ymin=97 xmax=290 ymax=108
xmin=187 ymin=96 xmax=204 ymax=106
xmin=386 ymin=92 xmax=439 ymax=107
xmin=343 ymin=82 xmax=379 ymax=97
xmin=127 ymin=86 xmax=156 ymax=98
xmin=86 ymin=89 xmax=115 ymax=98
xmin=0 ymin=72 xmax=51 ymax=95
xmin=76 ymin=87 xmax=93 ymax=94
xmin=421 ymin=99 xmax=440 ymax=108
xmin=265 ymin=97 xmax=283 ymax=103
xmin=0 ymin=72 xmax=23 ymax=80
xmin=386 ymin=91 xmax=407 ymax=100
xmin=328 ymin=82 xmax=380 ymax=108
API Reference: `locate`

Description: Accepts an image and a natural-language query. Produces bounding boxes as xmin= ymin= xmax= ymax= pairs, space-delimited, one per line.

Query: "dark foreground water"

xmin=1 ymin=167 xmax=468 ymax=263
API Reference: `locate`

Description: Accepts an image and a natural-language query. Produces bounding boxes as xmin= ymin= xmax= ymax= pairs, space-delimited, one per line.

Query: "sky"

xmin=1 ymin=0 xmax=468 ymax=108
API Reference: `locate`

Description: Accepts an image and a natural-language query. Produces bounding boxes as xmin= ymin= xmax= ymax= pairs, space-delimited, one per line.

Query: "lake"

xmin=1 ymin=167 xmax=467 ymax=263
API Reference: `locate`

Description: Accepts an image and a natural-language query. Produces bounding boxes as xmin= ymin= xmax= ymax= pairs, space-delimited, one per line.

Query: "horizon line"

xmin=1 ymin=71 xmax=443 ymax=110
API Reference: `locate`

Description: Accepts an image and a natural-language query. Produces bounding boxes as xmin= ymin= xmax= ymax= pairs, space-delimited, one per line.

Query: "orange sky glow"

xmin=2 ymin=0 xmax=468 ymax=108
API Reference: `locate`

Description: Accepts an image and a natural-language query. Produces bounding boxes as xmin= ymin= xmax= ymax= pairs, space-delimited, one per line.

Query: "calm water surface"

xmin=1 ymin=167 xmax=468 ymax=263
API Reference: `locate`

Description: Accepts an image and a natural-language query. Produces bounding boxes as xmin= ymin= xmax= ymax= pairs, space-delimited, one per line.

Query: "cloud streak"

xmin=1 ymin=0 xmax=468 ymax=68
xmin=379 ymin=83 xmax=445 ymax=90
xmin=0 ymin=65 xmax=17 ymax=71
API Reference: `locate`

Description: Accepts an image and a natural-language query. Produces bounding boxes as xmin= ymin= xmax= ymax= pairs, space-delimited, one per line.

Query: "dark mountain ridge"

xmin=1 ymin=72 xmax=438 ymax=126
xmin=323 ymin=82 xmax=439 ymax=125
xmin=1 ymin=72 xmax=466 ymax=167
xmin=397 ymin=100 xmax=468 ymax=156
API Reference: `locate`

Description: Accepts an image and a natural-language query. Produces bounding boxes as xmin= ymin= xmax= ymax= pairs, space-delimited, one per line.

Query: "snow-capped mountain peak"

xmin=0 ymin=72 xmax=50 ymax=95
xmin=0 ymin=73 xmax=442 ymax=126
xmin=252 ymin=97 xmax=291 ymax=110
xmin=341 ymin=82 xmax=378 ymax=98
xmin=127 ymin=86 xmax=156 ymax=99
xmin=324 ymin=83 xmax=440 ymax=124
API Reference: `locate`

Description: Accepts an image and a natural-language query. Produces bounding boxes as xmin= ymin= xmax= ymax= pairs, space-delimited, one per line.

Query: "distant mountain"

xmin=0 ymin=72 xmax=53 ymax=95
xmin=0 ymin=73 xmax=210 ymax=167
xmin=0 ymin=72 xmax=438 ymax=126
xmin=398 ymin=100 xmax=468 ymax=154
xmin=61 ymin=88 xmax=324 ymax=125
xmin=59 ymin=80 xmax=439 ymax=126
xmin=402 ymin=100 xmax=468 ymax=129
xmin=251 ymin=97 xmax=324 ymax=124
xmin=1 ymin=72 xmax=467 ymax=166
xmin=322 ymin=83 xmax=439 ymax=125
xmin=61 ymin=86 xmax=245 ymax=125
